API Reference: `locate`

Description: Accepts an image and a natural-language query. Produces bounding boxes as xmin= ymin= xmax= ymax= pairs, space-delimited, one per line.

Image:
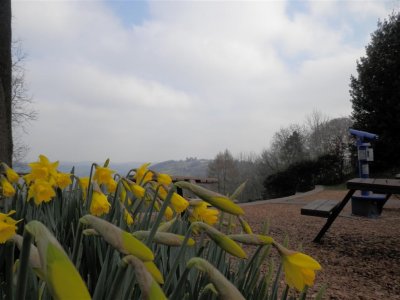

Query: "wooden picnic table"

xmin=307 ymin=178 xmax=400 ymax=243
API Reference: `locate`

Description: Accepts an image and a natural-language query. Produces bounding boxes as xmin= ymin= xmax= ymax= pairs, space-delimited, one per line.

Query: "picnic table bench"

xmin=171 ymin=176 xmax=218 ymax=196
xmin=302 ymin=178 xmax=400 ymax=243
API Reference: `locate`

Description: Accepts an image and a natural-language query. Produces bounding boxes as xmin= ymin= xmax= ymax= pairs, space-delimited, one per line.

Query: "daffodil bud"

xmin=228 ymin=234 xmax=274 ymax=245
xmin=12 ymin=234 xmax=44 ymax=279
xmin=12 ymin=234 xmax=41 ymax=269
xmin=25 ymin=221 xmax=91 ymax=300
xmin=238 ymin=216 xmax=253 ymax=234
xmin=192 ymin=222 xmax=247 ymax=259
xmin=82 ymin=229 xmax=100 ymax=236
xmin=122 ymin=255 xmax=167 ymax=300
xmin=143 ymin=261 xmax=164 ymax=284
xmin=133 ymin=230 xmax=195 ymax=247
xmin=157 ymin=217 xmax=177 ymax=232
xmin=202 ymin=283 xmax=218 ymax=296
xmin=80 ymin=215 xmax=154 ymax=261
xmin=187 ymin=257 xmax=245 ymax=300
xmin=175 ymin=181 xmax=244 ymax=215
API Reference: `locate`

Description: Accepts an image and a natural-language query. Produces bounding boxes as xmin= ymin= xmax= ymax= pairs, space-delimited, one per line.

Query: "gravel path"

xmin=241 ymin=189 xmax=400 ymax=299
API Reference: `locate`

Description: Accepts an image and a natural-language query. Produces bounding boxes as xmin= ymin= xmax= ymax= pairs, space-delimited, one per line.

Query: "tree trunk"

xmin=0 ymin=0 xmax=13 ymax=166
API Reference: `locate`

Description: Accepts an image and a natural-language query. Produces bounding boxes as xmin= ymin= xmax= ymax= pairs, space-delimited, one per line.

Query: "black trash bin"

xmin=351 ymin=194 xmax=386 ymax=218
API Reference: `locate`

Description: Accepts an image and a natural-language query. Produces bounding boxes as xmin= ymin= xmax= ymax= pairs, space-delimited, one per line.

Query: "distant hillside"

xmin=151 ymin=158 xmax=210 ymax=177
xmin=13 ymin=159 xmax=211 ymax=178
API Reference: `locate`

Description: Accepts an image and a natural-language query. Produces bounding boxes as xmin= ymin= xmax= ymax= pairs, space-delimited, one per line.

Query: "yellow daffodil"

xmin=0 ymin=210 xmax=19 ymax=243
xmin=274 ymin=242 xmax=322 ymax=291
xmin=157 ymin=173 xmax=172 ymax=186
xmin=90 ymin=190 xmax=111 ymax=217
xmin=28 ymin=155 xmax=59 ymax=181
xmin=23 ymin=173 xmax=35 ymax=185
xmin=93 ymin=165 xmax=115 ymax=186
xmin=1 ymin=175 xmax=16 ymax=197
xmin=124 ymin=209 xmax=134 ymax=225
xmin=106 ymin=178 xmax=117 ymax=193
xmin=157 ymin=185 xmax=189 ymax=214
xmin=164 ymin=206 xmax=174 ymax=220
xmin=131 ymin=183 xmax=145 ymax=199
xmin=28 ymin=179 xmax=56 ymax=205
xmin=189 ymin=200 xmax=219 ymax=226
xmin=78 ymin=177 xmax=90 ymax=201
xmin=119 ymin=185 xmax=127 ymax=203
xmin=134 ymin=163 xmax=153 ymax=186
xmin=1 ymin=163 xmax=19 ymax=183
xmin=55 ymin=172 xmax=72 ymax=189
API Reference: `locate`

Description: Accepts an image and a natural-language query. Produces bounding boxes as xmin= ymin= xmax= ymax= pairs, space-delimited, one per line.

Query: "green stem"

xmin=16 ymin=230 xmax=33 ymax=300
xmin=168 ymin=267 xmax=190 ymax=300
xmin=106 ymin=259 xmax=127 ymax=300
xmin=146 ymin=186 xmax=175 ymax=247
xmin=85 ymin=163 xmax=97 ymax=212
xmin=71 ymin=222 xmax=83 ymax=266
xmin=280 ymin=285 xmax=289 ymax=300
xmin=163 ymin=223 xmax=196 ymax=292
xmin=271 ymin=262 xmax=283 ymax=300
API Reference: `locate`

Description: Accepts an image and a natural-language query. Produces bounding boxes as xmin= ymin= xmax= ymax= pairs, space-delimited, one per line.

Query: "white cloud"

xmin=11 ymin=0 xmax=395 ymax=162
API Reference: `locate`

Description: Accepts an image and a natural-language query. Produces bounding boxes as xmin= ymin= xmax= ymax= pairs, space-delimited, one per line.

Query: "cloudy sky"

xmin=11 ymin=0 xmax=396 ymax=163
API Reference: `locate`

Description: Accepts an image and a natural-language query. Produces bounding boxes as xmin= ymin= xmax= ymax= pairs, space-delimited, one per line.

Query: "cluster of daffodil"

xmin=0 ymin=155 xmax=323 ymax=299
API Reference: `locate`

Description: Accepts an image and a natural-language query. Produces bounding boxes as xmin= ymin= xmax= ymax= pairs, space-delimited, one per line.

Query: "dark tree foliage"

xmin=0 ymin=0 xmax=13 ymax=166
xmin=263 ymin=160 xmax=317 ymax=199
xmin=350 ymin=12 xmax=400 ymax=171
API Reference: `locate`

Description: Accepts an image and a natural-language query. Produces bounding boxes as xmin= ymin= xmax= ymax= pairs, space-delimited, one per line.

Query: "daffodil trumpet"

xmin=273 ymin=241 xmax=322 ymax=291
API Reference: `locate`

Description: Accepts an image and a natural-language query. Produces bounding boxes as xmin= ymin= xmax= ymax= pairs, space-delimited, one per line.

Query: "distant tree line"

xmin=208 ymin=112 xmax=353 ymax=202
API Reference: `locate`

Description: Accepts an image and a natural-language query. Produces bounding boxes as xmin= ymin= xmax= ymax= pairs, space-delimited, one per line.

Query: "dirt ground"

xmin=241 ymin=189 xmax=400 ymax=299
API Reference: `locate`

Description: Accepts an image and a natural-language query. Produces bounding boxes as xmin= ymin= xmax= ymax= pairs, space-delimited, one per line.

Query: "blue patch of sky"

xmin=105 ymin=0 xmax=150 ymax=28
xmin=282 ymin=1 xmax=314 ymax=71
xmin=285 ymin=0 xmax=310 ymax=20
